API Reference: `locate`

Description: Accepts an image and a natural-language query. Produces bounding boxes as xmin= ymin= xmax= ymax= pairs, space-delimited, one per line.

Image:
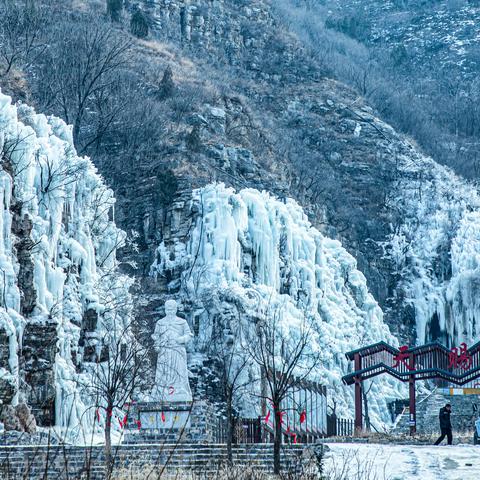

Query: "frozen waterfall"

xmin=0 ymin=90 xmax=133 ymax=442
xmin=384 ymin=144 xmax=480 ymax=347
xmin=154 ymin=183 xmax=405 ymax=426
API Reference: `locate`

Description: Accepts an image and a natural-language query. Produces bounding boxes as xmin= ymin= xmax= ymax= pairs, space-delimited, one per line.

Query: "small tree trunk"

xmin=363 ymin=390 xmax=371 ymax=432
xmin=226 ymin=394 xmax=233 ymax=464
xmin=273 ymin=403 xmax=282 ymax=475
xmin=105 ymin=406 xmax=113 ymax=478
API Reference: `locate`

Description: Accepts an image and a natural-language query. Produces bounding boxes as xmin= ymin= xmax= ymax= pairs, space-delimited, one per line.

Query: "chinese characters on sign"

xmin=393 ymin=346 xmax=413 ymax=370
xmin=392 ymin=343 xmax=473 ymax=372
xmin=448 ymin=343 xmax=472 ymax=370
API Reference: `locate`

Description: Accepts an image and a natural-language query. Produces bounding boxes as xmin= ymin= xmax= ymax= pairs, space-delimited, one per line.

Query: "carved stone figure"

xmin=151 ymin=300 xmax=193 ymax=402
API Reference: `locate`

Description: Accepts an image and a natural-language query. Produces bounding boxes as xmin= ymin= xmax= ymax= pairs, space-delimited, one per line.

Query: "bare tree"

xmin=205 ymin=294 xmax=253 ymax=464
xmin=34 ymin=18 xmax=131 ymax=150
xmin=0 ymin=0 xmax=48 ymax=76
xmin=85 ymin=329 xmax=148 ymax=478
xmin=362 ymin=380 xmax=374 ymax=433
xmin=246 ymin=307 xmax=320 ymax=474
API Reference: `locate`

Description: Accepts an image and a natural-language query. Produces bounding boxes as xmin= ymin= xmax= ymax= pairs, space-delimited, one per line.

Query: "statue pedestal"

xmin=124 ymin=401 xmax=222 ymax=444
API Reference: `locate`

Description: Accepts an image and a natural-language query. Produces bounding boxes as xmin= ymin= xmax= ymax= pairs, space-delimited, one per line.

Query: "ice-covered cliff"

xmin=153 ymin=183 xmax=404 ymax=426
xmin=384 ymin=143 xmax=480 ymax=348
xmin=0 ymin=90 xmax=133 ymax=441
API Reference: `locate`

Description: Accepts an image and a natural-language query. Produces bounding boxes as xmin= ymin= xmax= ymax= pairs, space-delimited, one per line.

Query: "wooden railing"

xmin=327 ymin=415 xmax=354 ymax=437
xmin=343 ymin=340 xmax=480 ymax=386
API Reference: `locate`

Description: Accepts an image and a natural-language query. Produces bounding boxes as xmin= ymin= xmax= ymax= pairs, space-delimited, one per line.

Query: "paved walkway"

xmin=324 ymin=443 xmax=480 ymax=480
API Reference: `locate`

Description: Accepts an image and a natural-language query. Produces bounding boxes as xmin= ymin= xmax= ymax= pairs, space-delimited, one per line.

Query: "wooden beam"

xmin=354 ymin=352 xmax=363 ymax=434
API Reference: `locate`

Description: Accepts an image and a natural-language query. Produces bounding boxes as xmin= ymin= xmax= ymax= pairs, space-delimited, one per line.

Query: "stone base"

xmin=124 ymin=400 xmax=224 ymax=444
xmin=393 ymin=392 xmax=480 ymax=435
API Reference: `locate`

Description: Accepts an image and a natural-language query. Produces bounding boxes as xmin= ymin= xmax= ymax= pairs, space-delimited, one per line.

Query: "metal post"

xmin=409 ymin=352 xmax=416 ymax=436
xmin=354 ymin=352 xmax=363 ymax=434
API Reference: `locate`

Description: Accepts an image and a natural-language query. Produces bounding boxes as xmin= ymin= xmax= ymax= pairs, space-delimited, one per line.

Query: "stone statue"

xmin=151 ymin=299 xmax=193 ymax=402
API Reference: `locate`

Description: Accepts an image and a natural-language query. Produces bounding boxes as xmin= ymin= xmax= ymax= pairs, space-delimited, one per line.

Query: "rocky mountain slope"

xmin=126 ymin=0 xmax=480 ymax=347
xmin=325 ymin=0 xmax=480 ymax=77
xmin=292 ymin=0 xmax=480 ymax=178
xmin=2 ymin=0 xmax=480 ymax=431
xmin=118 ymin=0 xmax=480 ymax=423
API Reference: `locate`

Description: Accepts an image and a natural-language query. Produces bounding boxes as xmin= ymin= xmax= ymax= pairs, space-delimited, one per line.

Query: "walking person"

xmin=434 ymin=403 xmax=453 ymax=445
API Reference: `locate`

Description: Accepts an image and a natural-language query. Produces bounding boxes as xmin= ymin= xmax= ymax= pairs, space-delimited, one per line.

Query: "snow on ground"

xmin=324 ymin=443 xmax=480 ymax=480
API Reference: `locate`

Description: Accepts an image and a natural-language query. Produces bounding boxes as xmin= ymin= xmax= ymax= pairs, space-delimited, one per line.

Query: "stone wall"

xmin=124 ymin=400 xmax=224 ymax=444
xmin=0 ymin=441 xmax=307 ymax=479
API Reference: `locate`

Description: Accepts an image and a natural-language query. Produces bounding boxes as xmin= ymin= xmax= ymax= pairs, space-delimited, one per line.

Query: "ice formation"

xmin=154 ymin=183 xmax=405 ymax=426
xmin=0 ymin=90 xmax=133 ymax=442
xmin=383 ymin=143 xmax=480 ymax=347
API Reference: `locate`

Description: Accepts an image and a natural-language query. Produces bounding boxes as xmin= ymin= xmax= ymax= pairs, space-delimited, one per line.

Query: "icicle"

xmin=156 ymin=183 xmax=405 ymax=427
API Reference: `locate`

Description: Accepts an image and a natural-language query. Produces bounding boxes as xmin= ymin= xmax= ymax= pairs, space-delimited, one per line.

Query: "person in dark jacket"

xmin=434 ymin=403 xmax=453 ymax=445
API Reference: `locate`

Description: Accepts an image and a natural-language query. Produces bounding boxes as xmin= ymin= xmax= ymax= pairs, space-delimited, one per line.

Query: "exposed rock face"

xmin=0 ymin=403 xmax=36 ymax=433
xmin=0 ymin=405 xmax=22 ymax=432
xmin=0 ymin=376 xmax=15 ymax=407
xmin=15 ymin=403 xmax=37 ymax=433
xmin=143 ymin=0 xmax=275 ymax=64
xmin=22 ymin=321 xmax=57 ymax=426
xmin=10 ymin=200 xmax=36 ymax=316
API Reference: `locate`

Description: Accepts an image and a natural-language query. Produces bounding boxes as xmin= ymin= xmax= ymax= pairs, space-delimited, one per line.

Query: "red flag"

xmin=264 ymin=411 xmax=270 ymax=424
xmin=299 ymin=410 xmax=306 ymax=424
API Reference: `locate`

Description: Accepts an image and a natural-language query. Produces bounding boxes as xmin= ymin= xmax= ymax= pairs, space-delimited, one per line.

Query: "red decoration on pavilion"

xmin=135 ymin=420 xmax=141 ymax=430
xmin=161 ymin=411 xmax=166 ymax=422
xmin=168 ymin=386 xmax=175 ymax=395
xmin=96 ymin=408 xmax=100 ymax=423
xmin=393 ymin=346 xmax=413 ymax=370
xmin=448 ymin=343 xmax=472 ymax=370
